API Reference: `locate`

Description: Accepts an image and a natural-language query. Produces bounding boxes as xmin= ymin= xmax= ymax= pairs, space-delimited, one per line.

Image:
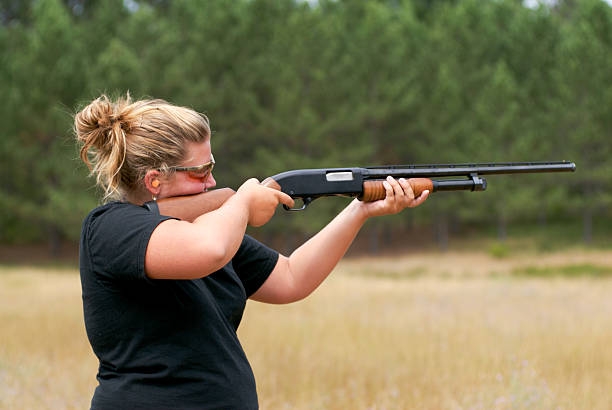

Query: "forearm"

xmin=147 ymin=193 xmax=251 ymax=279
xmin=192 ymin=193 xmax=250 ymax=266
xmin=285 ymin=199 xmax=367 ymax=300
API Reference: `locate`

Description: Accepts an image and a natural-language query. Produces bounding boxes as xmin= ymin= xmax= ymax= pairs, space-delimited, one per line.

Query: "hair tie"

xmin=97 ymin=118 xmax=108 ymax=128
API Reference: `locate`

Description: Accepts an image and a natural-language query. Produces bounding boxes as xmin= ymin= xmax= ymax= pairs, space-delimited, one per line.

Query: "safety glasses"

xmin=172 ymin=154 xmax=215 ymax=178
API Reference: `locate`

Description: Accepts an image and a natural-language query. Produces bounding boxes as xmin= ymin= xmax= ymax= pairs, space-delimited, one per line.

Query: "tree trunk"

xmin=497 ymin=214 xmax=507 ymax=242
xmin=368 ymin=224 xmax=380 ymax=255
xmin=538 ymin=208 xmax=547 ymax=228
xmin=47 ymin=224 xmax=62 ymax=258
xmin=583 ymin=209 xmax=593 ymax=245
xmin=435 ymin=214 xmax=449 ymax=252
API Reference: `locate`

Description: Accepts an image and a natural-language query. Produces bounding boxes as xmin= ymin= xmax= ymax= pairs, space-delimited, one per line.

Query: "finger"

xmin=411 ymin=190 xmax=429 ymax=207
xmin=387 ymin=176 xmax=404 ymax=199
xmin=398 ymin=178 xmax=415 ymax=200
xmin=276 ymin=191 xmax=295 ymax=208
xmin=382 ymin=179 xmax=394 ymax=199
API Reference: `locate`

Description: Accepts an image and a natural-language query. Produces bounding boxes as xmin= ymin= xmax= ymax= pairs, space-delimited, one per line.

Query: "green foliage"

xmin=512 ymin=264 xmax=612 ymax=278
xmin=488 ymin=242 xmax=510 ymax=259
xmin=1 ymin=0 xmax=611 ymax=252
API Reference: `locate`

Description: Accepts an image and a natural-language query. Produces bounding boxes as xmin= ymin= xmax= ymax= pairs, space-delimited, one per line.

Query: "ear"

xmin=144 ymin=170 xmax=162 ymax=196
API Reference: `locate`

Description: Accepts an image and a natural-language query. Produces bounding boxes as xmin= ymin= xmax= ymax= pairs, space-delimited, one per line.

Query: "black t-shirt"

xmin=79 ymin=201 xmax=278 ymax=410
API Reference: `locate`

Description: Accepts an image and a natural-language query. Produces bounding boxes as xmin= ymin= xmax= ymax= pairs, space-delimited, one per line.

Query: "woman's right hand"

xmin=235 ymin=178 xmax=295 ymax=227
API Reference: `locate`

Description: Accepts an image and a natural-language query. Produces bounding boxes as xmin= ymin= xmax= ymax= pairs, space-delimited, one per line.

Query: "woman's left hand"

xmin=357 ymin=176 xmax=429 ymax=219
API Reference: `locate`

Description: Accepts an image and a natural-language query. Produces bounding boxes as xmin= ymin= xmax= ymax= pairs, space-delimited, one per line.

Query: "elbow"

xmin=191 ymin=241 xmax=232 ymax=277
xmin=285 ymin=284 xmax=310 ymax=304
xmin=287 ymin=293 xmax=309 ymax=304
xmin=267 ymin=290 xmax=309 ymax=305
xmin=278 ymin=272 xmax=312 ymax=304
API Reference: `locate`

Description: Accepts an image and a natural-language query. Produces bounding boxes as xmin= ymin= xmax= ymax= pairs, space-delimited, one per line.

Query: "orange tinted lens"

xmin=188 ymin=163 xmax=214 ymax=178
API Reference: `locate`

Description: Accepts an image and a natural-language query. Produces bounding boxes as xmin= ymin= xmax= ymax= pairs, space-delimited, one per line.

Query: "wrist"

xmin=347 ymin=199 xmax=370 ymax=225
xmin=225 ymin=191 xmax=252 ymax=220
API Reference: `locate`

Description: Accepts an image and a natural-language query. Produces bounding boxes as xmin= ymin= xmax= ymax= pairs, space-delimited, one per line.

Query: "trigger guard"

xmin=283 ymin=197 xmax=314 ymax=211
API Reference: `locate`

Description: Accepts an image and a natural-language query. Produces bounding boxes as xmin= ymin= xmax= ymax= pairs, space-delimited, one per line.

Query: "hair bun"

xmin=74 ymin=94 xmax=133 ymax=195
xmin=75 ymin=95 xmax=133 ymax=150
xmin=96 ymin=111 xmax=128 ymax=131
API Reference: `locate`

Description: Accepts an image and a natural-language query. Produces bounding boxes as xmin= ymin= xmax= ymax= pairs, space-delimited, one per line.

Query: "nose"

xmin=205 ymin=173 xmax=216 ymax=189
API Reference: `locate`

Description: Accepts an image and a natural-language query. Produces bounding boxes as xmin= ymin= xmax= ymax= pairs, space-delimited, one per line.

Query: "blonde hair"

xmin=74 ymin=94 xmax=211 ymax=201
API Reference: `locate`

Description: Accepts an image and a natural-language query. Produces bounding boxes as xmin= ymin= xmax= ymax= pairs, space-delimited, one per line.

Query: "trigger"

xmin=283 ymin=197 xmax=314 ymax=211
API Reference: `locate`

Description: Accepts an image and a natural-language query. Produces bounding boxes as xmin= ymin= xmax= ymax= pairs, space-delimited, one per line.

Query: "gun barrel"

xmin=364 ymin=161 xmax=576 ymax=178
xmin=433 ymin=178 xmax=487 ymax=192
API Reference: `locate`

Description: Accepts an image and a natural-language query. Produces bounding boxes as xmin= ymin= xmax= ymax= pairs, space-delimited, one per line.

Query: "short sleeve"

xmin=83 ymin=202 xmax=177 ymax=282
xmin=231 ymin=235 xmax=279 ymax=297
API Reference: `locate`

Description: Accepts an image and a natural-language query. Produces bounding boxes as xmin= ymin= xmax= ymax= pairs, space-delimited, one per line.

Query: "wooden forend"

xmin=360 ymin=178 xmax=433 ymax=202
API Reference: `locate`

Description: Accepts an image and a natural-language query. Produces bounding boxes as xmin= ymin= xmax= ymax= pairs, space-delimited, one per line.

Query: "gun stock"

xmin=153 ymin=188 xmax=235 ymax=222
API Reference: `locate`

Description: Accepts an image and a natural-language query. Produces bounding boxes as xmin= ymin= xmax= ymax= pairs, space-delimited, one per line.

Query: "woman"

xmin=75 ymin=94 xmax=428 ymax=409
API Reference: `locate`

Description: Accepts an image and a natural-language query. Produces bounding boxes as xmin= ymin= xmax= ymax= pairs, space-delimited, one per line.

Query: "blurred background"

xmin=2 ymin=1 xmax=612 ymax=409
xmin=1 ymin=0 xmax=611 ymax=261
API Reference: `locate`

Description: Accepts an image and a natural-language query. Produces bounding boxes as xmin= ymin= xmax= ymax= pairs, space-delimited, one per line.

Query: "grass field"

xmin=1 ymin=249 xmax=612 ymax=409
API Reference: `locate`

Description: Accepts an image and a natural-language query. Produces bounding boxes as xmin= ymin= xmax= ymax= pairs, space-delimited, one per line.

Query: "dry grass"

xmin=0 ymin=267 xmax=97 ymax=409
xmin=338 ymin=248 xmax=612 ymax=278
xmin=2 ymin=250 xmax=612 ymax=409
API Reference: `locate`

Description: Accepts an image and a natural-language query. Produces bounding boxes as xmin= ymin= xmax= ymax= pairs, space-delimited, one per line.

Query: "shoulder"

xmin=82 ymin=201 xmax=175 ymax=251
xmin=86 ymin=201 xmax=148 ymax=222
xmin=80 ymin=202 xmax=176 ymax=282
xmin=84 ymin=201 xmax=163 ymax=231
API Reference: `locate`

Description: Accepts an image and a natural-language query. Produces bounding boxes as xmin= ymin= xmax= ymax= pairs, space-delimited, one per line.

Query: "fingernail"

xmin=383 ymin=181 xmax=391 ymax=190
xmin=399 ymin=178 xmax=406 ymax=183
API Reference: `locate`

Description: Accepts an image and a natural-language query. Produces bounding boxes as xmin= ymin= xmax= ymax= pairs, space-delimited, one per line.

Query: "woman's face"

xmin=158 ymin=140 xmax=217 ymax=199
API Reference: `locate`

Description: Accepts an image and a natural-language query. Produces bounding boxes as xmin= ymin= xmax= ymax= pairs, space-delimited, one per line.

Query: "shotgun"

xmin=146 ymin=161 xmax=576 ymax=221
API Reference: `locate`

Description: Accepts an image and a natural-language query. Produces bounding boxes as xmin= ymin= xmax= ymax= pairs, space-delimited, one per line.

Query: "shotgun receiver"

xmin=150 ymin=161 xmax=575 ymax=220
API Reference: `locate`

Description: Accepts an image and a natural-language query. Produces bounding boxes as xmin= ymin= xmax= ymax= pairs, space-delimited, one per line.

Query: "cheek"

xmin=183 ymin=178 xmax=206 ymax=191
xmin=169 ymin=175 xmax=206 ymax=195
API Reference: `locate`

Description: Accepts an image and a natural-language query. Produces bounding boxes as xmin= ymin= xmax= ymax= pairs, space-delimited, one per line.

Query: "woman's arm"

xmin=250 ymin=177 xmax=429 ymax=304
xmin=145 ymin=179 xmax=294 ymax=280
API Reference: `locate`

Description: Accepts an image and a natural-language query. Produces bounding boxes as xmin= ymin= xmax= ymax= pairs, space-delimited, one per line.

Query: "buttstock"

xmin=156 ymin=188 xmax=236 ymax=221
xmin=360 ymin=178 xmax=433 ymax=202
